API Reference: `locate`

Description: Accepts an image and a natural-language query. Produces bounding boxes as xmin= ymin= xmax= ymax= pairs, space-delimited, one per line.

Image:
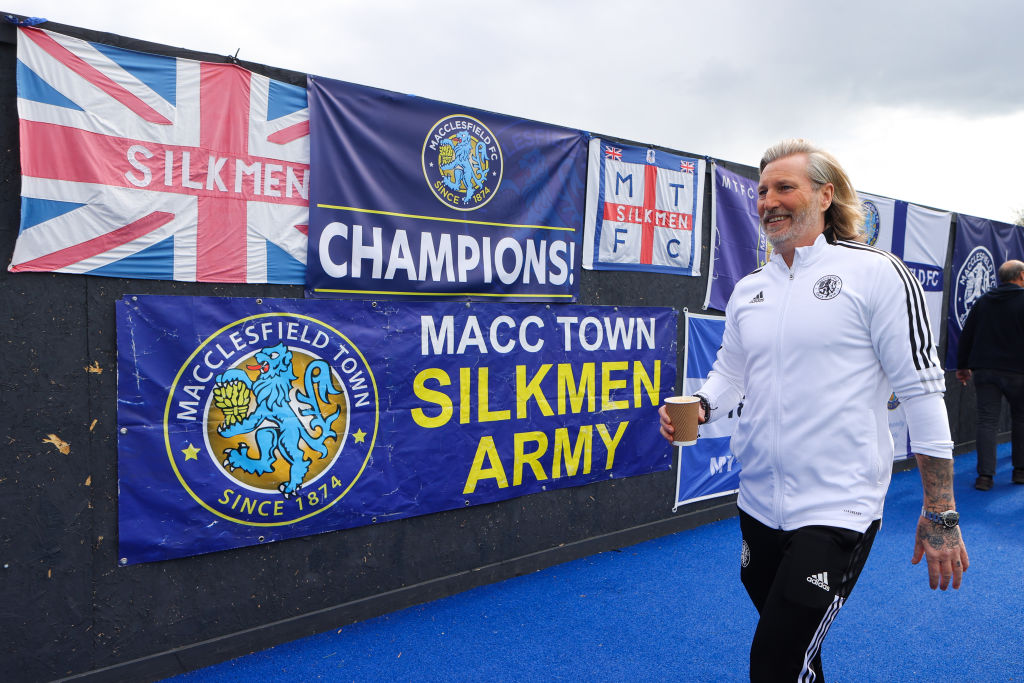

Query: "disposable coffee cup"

xmin=664 ymin=395 xmax=700 ymax=446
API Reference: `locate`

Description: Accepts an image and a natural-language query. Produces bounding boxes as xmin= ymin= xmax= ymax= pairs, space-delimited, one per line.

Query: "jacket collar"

xmin=770 ymin=232 xmax=830 ymax=270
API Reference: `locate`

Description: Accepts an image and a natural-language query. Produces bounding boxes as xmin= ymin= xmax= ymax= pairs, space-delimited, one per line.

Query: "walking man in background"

xmin=956 ymin=259 xmax=1024 ymax=490
xmin=660 ymin=139 xmax=968 ymax=682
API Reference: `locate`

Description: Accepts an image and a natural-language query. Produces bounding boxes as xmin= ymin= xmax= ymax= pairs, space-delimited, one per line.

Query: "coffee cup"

xmin=663 ymin=395 xmax=700 ymax=446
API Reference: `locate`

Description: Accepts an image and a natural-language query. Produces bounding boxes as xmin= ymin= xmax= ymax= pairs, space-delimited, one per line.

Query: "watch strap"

xmin=693 ymin=393 xmax=711 ymax=421
xmin=921 ymin=507 xmax=959 ymax=527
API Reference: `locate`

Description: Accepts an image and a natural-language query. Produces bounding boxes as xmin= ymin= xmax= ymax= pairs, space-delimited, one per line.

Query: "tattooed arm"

xmin=911 ymin=454 xmax=970 ymax=590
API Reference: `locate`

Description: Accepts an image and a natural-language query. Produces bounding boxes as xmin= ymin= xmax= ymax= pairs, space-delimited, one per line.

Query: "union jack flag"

xmin=680 ymin=161 xmax=695 ymax=173
xmin=10 ymin=27 xmax=310 ymax=283
xmin=604 ymin=145 xmax=622 ymax=160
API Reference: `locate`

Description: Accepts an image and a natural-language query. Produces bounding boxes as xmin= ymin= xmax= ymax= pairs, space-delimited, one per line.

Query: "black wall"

xmin=0 ymin=16 xmax=990 ymax=683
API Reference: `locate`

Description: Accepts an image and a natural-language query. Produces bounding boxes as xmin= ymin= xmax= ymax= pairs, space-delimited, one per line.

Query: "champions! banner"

xmin=674 ymin=312 xmax=740 ymax=507
xmin=11 ymin=27 xmax=310 ymax=283
xmin=945 ymin=214 xmax=1024 ymax=369
xmin=306 ymin=77 xmax=587 ymax=301
xmin=117 ymin=295 xmax=675 ymax=563
xmin=703 ymin=163 xmax=762 ymax=311
xmin=583 ymin=138 xmax=705 ymax=275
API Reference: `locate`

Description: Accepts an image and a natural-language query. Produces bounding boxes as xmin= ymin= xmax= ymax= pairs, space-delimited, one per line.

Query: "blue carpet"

xmin=171 ymin=443 xmax=1024 ymax=682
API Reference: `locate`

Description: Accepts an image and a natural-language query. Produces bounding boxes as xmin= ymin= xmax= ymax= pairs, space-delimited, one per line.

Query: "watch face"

xmin=940 ymin=511 xmax=959 ymax=528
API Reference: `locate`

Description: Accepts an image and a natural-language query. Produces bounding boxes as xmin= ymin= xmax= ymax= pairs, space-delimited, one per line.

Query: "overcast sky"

xmin=7 ymin=0 xmax=1024 ymax=223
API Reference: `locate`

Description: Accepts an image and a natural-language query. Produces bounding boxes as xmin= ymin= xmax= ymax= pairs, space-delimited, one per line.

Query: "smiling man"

xmin=659 ymin=139 xmax=968 ymax=681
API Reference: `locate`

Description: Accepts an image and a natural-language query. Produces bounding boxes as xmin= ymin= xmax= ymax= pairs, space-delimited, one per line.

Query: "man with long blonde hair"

xmin=660 ymin=139 xmax=967 ymax=681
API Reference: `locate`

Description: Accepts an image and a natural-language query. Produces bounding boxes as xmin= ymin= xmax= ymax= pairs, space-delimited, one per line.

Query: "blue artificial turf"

xmin=171 ymin=442 xmax=1024 ymax=682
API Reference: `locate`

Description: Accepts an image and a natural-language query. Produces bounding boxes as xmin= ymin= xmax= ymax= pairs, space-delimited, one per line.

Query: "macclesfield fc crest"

xmin=954 ymin=246 xmax=996 ymax=328
xmin=860 ymin=200 xmax=880 ymax=246
xmin=166 ymin=313 xmax=378 ymax=526
xmin=423 ymin=114 xmax=503 ymax=210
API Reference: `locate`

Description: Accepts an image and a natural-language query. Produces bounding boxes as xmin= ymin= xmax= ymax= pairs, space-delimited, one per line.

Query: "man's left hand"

xmin=911 ymin=519 xmax=969 ymax=590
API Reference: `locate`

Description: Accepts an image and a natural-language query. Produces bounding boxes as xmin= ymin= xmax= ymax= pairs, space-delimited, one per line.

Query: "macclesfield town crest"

xmin=422 ymin=114 xmax=503 ymax=210
xmin=860 ymin=200 xmax=880 ymax=246
xmin=166 ymin=313 xmax=378 ymax=526
xmin=954 ymin=246 xmax=996 ymax=328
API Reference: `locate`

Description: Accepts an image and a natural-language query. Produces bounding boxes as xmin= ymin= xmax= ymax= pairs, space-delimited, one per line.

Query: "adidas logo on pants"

xmin=806 ymin=572 xmax=830 ymax=591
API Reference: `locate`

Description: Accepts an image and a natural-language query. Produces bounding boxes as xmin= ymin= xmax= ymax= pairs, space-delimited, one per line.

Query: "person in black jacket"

xmin=956 ymin=259 xmax=1024 ymax=490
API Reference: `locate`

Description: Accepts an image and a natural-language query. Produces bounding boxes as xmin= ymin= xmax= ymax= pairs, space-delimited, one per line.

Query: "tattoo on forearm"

xmin=916 ymin=454 xmax=955 ymax=509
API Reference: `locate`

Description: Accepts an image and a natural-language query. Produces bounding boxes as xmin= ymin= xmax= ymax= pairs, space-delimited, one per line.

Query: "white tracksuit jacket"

xmin=697 ymin=234 xmax=952 ymax=533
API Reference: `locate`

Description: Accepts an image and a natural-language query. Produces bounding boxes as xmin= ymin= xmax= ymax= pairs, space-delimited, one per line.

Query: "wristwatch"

xmin=921 ymin=508 xmax=959 ymax=528
xmin=693 ymin=393 xmax=711 ymax=421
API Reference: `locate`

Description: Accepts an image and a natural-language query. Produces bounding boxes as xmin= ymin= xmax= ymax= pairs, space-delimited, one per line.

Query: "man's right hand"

xmin=658 ymin=402 xmax=706 ymax=443
xmin=955 ymin=369 xmax=971 ymax=386
xmin=658 ymin=404 xmax=675 ymax=442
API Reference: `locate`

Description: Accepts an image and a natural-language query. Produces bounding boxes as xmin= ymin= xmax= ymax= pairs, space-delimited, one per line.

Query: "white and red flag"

xmin=582 ymin=137 xmax=705 ymax=275
xmin=10 ymin=27 xmax=309 ymax=283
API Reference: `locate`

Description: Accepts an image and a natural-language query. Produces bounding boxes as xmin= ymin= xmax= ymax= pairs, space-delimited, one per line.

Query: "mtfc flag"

xmin=10 ymin=27 xmax=310 ymax=283
xmin=583 ymin=138 xmax=705 ymax=275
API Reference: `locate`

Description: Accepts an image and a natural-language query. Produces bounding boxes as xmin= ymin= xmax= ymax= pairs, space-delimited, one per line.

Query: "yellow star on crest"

xmin=182 ymin=443 xmax=201 ymax=461
xmin=353 ymin=429 xmax=367 ymax=444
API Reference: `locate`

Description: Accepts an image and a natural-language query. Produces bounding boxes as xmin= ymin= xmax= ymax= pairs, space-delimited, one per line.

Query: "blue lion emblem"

xmin=439 ymin=130 xmax=489 ymax=205
xmin=423 ymin=115 xmax=502 ymax=210
xmin=861 ymin=200 xmax=880 ymax=246
xmin=214 ymin=343 xmax=342 ymax=498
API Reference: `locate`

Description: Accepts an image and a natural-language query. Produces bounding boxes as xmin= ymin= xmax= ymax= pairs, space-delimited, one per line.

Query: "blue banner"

xmin=674 ymin=312 xmax=740 ymax=507
xmin=703 ymin=164 xmax=763 ymax=311
xmin=945 ymin=214 xmax=1024 ymax=368
xmin=305 ymin=76 xmax=587 ymax=301
xmin=117 ymin=295 xmax=676 ymax=564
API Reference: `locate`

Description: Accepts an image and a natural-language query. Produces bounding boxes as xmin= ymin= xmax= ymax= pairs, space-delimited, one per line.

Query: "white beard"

xmin=761 ymin=203 xmax=822 ymax=253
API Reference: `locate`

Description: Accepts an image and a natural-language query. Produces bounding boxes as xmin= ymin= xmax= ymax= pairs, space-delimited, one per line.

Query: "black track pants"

xmin=738 ymin=510 xmax=880 ymax=682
